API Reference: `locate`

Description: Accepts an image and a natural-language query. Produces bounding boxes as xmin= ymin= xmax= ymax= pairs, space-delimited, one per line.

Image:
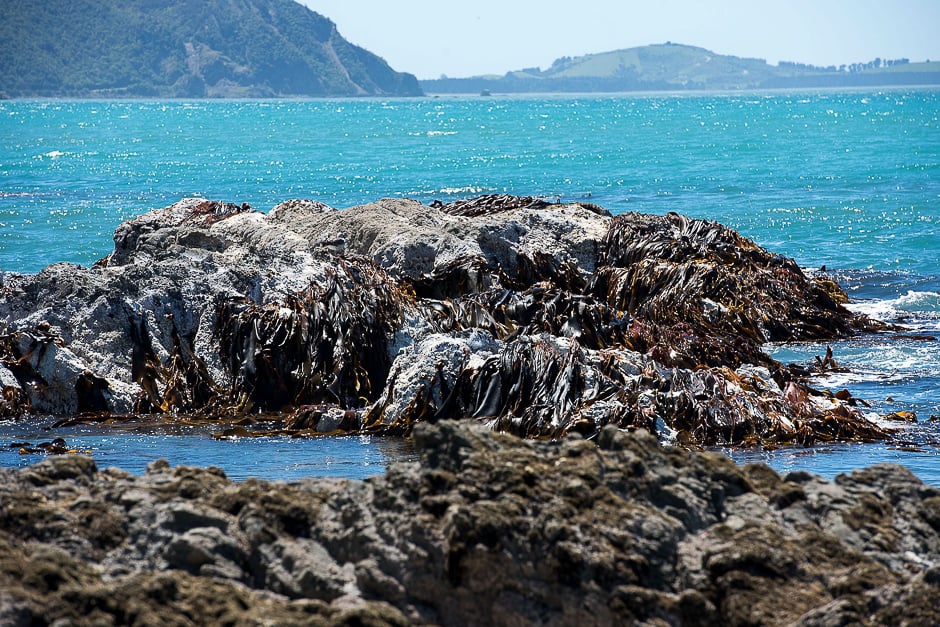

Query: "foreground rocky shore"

xmin=0 ymin=195 xmax=887 ymax=445
xmin=1 ymin=421 xmax=938 ymax=625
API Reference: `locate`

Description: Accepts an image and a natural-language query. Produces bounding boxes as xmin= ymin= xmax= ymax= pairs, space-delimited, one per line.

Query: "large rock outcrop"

xmin=1 ymin=421 xmax=938 ymax=625
xmin=1 ymin=195 xmax=885 ymax=445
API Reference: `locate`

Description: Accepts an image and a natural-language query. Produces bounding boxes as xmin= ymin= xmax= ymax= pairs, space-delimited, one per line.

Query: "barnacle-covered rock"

xmin=0 ymin=422 xmax=937 ymax=625
xmin=283 ymin=195 xmax=609 ymax=284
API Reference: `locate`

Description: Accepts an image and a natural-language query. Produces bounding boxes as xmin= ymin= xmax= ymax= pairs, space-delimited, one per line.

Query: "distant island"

xmin=0 ymin=0 xmax=422 ymax=98
xmin=421 ymin=43 xmax=940 ymax=94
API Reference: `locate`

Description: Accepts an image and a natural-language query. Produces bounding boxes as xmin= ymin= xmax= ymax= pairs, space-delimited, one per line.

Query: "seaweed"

xmin=214 ymin=257 xmax=407 ymax=413
xmin=419 ymin=285 xmax=631 ymax=350
xmin=434 ymin=194 xmax=553 ymax=217
xmin=597 ymin=212 xmax=867 ymax=341
xmin=0 ymin=333 xmax=33 ymax=418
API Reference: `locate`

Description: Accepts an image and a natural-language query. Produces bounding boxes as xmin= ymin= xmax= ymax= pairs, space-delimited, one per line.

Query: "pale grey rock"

xmin=371 ymin=330 xmax=501 ymax=426
xmin=279 ymin=197 xmax=609 ymax=280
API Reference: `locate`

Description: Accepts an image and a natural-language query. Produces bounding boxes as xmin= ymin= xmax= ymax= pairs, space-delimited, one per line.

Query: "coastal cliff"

xmin=1 ymin=195 xmax=886 ymax=446
xmin=1 ymin=421 xmax=938 ymax=625
xmin=0 ymin=0 xmax=422 ymax=98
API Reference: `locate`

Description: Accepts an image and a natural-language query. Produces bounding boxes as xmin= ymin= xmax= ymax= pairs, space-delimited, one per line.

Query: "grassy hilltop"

xmin=423 ymin=43 xmax=940 ymax=94
xmin=0 ymin=0 xmax=422 ymax=98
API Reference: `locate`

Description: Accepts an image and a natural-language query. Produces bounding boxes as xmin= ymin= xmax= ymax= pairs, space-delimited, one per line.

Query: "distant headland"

xmin=421 ymin=42 xmax=940 ymax=94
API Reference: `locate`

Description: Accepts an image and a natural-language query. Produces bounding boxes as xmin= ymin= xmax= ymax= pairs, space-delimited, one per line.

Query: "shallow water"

xmin=0 ymin=419 xmax=416 ymax=482
xmin=1 ymin=91 xmax=939 ymax=485
xmin=722 ymin=437 xmax=940 ymax=486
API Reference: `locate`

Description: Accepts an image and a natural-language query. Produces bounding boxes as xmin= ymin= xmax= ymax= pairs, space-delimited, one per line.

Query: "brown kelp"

xmin=367 ymin=333 xmax=655 ymax=438
xmin=596 ymin=212 xmax=877 ymax=342
xmin=418 ymin=285 xmax=632 ymax=350
xmin=0 ymin=333 xmax=33 ymax=418
xmin=214 ymin=256 xmax=407 ymax=413
xmin=434 ymin=193 xmax=554 ymax=217
xmin=586 ymin=212 xmax=884 ymax=370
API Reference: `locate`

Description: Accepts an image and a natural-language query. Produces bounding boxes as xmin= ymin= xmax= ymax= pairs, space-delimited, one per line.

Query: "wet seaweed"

xmin=128 ymin=311 xmax=165 ymax=412
xmin=371 ymin=334 xmax=658 ymax=439
xmin=214 ymin=257 xmax=407 ymax=413
xmin=0 ymin=333 xmax=33 ymax=418
xmin=75 ymin=370 xmax=111 ymax=413
xmin=596 ymin=212 xmax=875 ymax=342
xmin=161 ymin=325 xmax=221 ymax=413
xmin=419 ymin=285 xmax=632 ymax=350
xmin=181 ymin=200 xmax=253 ymax=226
xmin=408 ymin=256 xmax=505 ymax=300
xmin=434 ymin=194 xmax=553 ymax=217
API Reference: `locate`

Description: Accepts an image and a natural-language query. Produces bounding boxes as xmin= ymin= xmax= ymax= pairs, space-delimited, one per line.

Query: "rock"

xmin=0 ymin=421 xmax=937 ymax=625
xmin=0 ymin=359 xmax=29 ymax=418
xmin=286 ymin=195 xmax=610 ymax=285
xmin=0 ymin=195 xmax=889 ymax=446
xmin=884 ymin=410 xmax=918 ymax=423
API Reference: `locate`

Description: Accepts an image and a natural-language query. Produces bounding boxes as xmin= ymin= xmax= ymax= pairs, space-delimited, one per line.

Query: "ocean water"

xmin=0 ymin=418 xmax=414 ymax=482
xmin=1 ymin=91 xmax=939 ymax=483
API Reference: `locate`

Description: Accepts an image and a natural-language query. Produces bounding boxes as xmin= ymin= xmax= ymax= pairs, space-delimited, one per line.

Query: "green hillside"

xmin=0 ymin=0 xmax=422 ymax=98
xmin=423 ymin=43 xmax=940 ymax=94
xmin=544 ymin=44 xmax=776 ymax=87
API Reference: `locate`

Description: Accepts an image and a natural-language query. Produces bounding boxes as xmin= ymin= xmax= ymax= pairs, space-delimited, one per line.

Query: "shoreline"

xmin=2 ymin=83 xmax=938 ymax=103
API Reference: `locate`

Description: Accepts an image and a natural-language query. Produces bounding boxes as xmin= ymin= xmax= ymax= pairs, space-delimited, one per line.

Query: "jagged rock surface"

xmin=1 ymin=195 xmax=885 ymax=445
xmin=0 ymin=422 xmax=937 ymax=626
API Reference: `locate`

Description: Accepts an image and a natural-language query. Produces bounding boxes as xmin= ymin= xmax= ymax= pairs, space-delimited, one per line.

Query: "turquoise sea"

xmin=1 ymin=91 xmax=939 ymax=483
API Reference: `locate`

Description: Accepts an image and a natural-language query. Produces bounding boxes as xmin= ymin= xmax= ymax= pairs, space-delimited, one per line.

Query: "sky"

xmin=301 ymin=0 xmax=940 ymax=79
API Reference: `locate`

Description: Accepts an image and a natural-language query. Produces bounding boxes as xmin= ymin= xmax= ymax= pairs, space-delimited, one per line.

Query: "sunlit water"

xmin=0 ymin=419 xmax=416 ymax=481
xmin=1 ymin=90 xmax=938 ymax=484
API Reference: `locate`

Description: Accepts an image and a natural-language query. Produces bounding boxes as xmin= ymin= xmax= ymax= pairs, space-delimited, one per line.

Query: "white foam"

xmin=439 ymin=186 xmax=487 ymax=195
xmin=894 ymin=290 xmax=940 ymax=312
xmin=847 ymin=291 xmax=940 ymax=331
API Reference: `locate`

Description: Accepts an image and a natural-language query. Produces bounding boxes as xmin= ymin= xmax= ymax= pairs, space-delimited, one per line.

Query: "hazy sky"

xmin=301 ymin=0 xmax=940 ymax=79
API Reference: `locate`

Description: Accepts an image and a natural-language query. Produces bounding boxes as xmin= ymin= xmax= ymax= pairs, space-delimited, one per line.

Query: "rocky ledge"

xmin=1 ymin=421 xmax=938 ymax=625
xmin=1 ymin=195 xmax=886 ymax=445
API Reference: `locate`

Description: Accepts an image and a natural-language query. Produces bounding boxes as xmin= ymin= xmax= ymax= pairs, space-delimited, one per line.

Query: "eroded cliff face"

xmin=0 ymin=0 xmax=423 ymax=98
xmin=1 ymin=195 xmax=884 ymax=445
xmin=0 ymin=421 xmax=938 ymax=626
